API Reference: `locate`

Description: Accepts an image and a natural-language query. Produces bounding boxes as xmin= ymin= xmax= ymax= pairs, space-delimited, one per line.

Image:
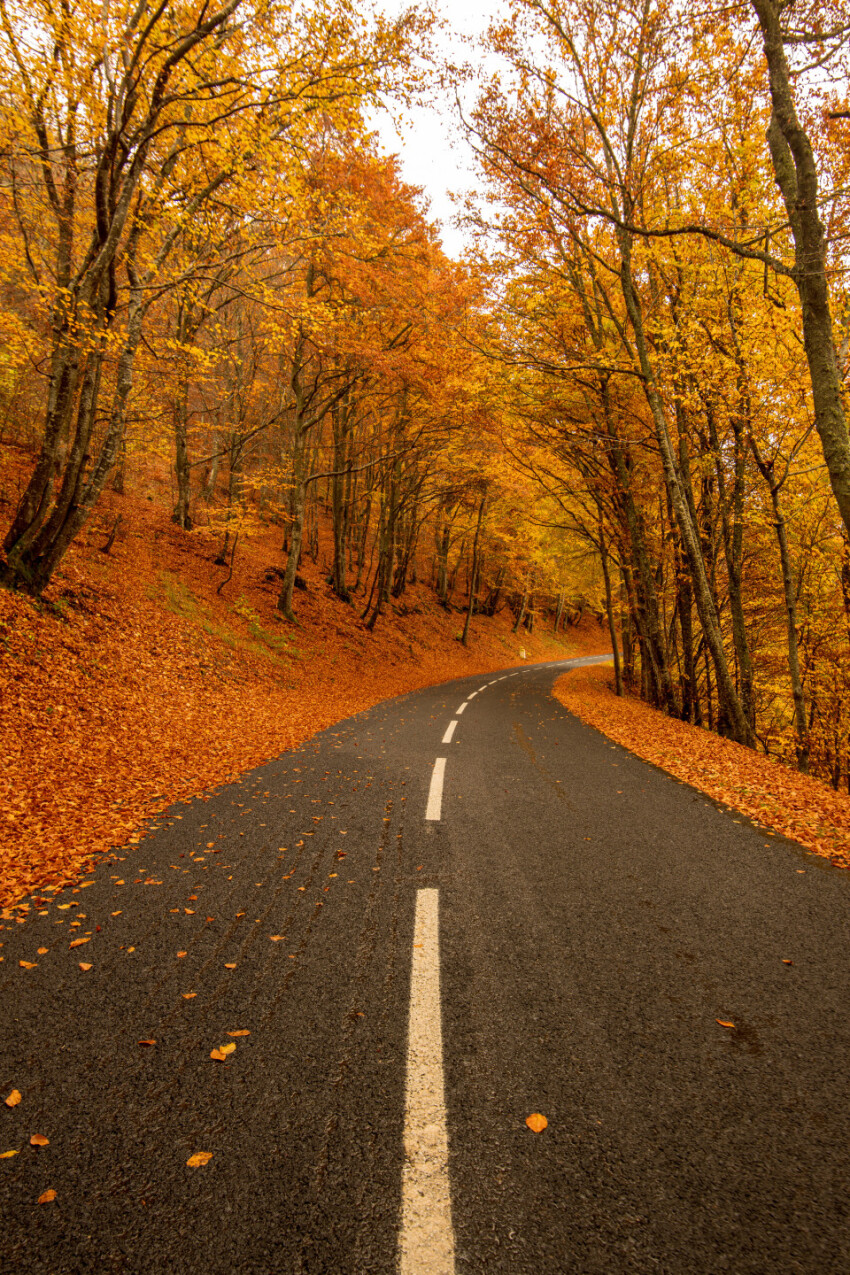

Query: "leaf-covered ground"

xmin=554 ymin=664 xmax=850 ymax=869
xmin=1 ymin=476 xmax=604 ymax=910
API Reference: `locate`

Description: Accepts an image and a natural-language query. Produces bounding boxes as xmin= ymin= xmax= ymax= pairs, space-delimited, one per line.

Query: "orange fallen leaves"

xmin=78 ymin=962 xmax=93 ymax=971
xmin=187 ymin=1152 xmax=213 ymax=1167
xmin=0 ymin=1149 xmax=19 ymax=1158
xmin=37 ymin=1189 xmax=57 ymax=1204
xmin=182 ymin=992 xmax=197 ymax=999
xmin=30 ymin=1135 xmax=49 ymax=1147
xmin=69 ymin=937 xmax=90 ymax=949
xmin=716 ymin=1020 xmax=736 ymax=1029
xmin=4 ymin=1090 xmax=21 ymax=1108
xmin=227 ymin=1030 xmax=250 ymax=1037
xmin=138 ymin=1039 xmax=156 ymax=1047
xmin=525 ymin=1113 xmax=548 ymax=1133
xmin=209 ymin=1042 xmax=236 ymax=1061
xmin=19 ymin=960 xmax=37 ymax=969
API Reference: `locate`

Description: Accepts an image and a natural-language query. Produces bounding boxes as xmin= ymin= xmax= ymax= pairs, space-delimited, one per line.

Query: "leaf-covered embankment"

xmin=553 ymin=665 xmax=850 ymax=869
xmin=1 ymin=492 xmax=605 ymax=910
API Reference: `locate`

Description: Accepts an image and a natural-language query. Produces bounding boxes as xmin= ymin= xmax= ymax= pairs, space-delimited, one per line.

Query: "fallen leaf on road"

xmin=4 ymin=1091 xmax=21 ymax=1108
xmin=69 ymin=937 xmax=90 ymax=949
xmin=30 ymin=1135 xmax=49 ymax=1147
xmin=184 ymin=909 xmax=195 ymax=915
xmin=228 ymin=1030 xmax=250 ymax=1037
xmin=526 ymin=1113 xmax=548 ymax=1133
xmin=187 ymin=1152 xmax=213 ymax=1167
xmin=0 ymin=1149 xmax=19 ymax=1158
xmin=182 ymin=992 xmax=197 ymax=999
xmin=207 ymin=843 xmax=215 ymax=848
xmin=37 ymin=1189 xmax=56 ymax=1204
xmin=111 ymin=911 xmax=122 ymax=917
xmin=78 ymin=962 xmax=92 ymax=971
xmin=782 ymin=959 xmax=794 ymax=965
xmin=269 ymin=935 xmax=284 ymax=942
xmin=209 ymin=1042 xmax=237 ymax=1060
xmin=224 ymin=963 xmax=236 ymax=969
xmin=209 ymin=1048 xmax=226 ymax=1061
xmin=19 ymin=961 xmax=37 ymax=969
xmin=177 ymin=951 xmax=187 ymax=958
xmin=126 ymin=946 xmax=135 ymax=953
xmin=37 ymin=947 xmax=48 ymax=955
xmin=138 ymin=1039 xmax=156 ymax=1047
xmin=716 ymin=1020 xmax=736 ymax=1029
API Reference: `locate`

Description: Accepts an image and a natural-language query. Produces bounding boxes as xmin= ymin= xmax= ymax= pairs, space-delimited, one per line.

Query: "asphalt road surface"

xmin=2 ymin=656 xmax=850 ymax=1274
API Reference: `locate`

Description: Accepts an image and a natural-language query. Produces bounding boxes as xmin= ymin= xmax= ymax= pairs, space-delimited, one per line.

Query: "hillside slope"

xmin=1 ymin=477 xmax=605 ymax=909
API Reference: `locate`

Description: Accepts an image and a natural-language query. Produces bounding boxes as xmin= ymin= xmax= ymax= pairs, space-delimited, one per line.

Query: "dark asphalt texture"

xmin=1 ymin=656 xmax=849 ymax=1274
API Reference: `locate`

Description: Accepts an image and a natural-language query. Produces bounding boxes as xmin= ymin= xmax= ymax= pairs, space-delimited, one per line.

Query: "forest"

xmin=1 ymin=0 xmax=849 ymax=793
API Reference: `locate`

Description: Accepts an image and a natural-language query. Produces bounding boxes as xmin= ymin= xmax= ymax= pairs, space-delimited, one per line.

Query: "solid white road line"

xmin=441 ymin=720 xmax=458 ymax=744
xmin=455 ymin=702 xmax=467 ymax=715
xmin=399 ymin=889 xmax=455 ymax=1275
xmin=425 ymin=758 xmax=446 ymax=821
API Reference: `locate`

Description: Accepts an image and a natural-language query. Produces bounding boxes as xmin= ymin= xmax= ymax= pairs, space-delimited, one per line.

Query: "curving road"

xmin=2 ymin=656 xmax=850 ymax=1274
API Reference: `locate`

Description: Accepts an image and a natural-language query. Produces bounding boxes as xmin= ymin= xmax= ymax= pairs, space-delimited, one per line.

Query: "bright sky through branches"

xmin=371 ymin=0 xmax=510 ymax=258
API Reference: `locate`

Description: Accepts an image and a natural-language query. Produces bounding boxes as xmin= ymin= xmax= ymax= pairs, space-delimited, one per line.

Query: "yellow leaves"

xmin=19 ymin=960 xmax=37 ymax=969
xmin=209 ymin=1042 xmax=236 ymax=1061
xmin=5 ymin=1091 xmax=21 ymax=1108
xmin=37 ymin=1189 xmax=57 ymax=1204
xmin=782 ymin=958 xmax=794 ymax=965
xmin=37 ymin=947 xmax=48 ymax=955
xmin=182 ymin=992 xmax=197 ymax=999
xmin=0 ymin=1149 xmax=19 ymax=1158
xmin=525 ymin=1113 xmax=548 ymax=1133
xmin=30 ymin=1134 xmax=49 ymax=1147
xmin=69 ymin=937 xmax=90 ymax=949
xmin=716 ymin=1019 xmax=736 ymax=1029
xmin=78 ymin=962 xmax=93 ymax=971
xmin=187 ymin=1152 xmax=213 ymax=1167
xmin=227 ymin=1029 xmax=250 ymax=1037
xmin=224 ymin=962 xmax=236 ymax=969
xmin=138 ymin=1039 xmax=157 ymax=1047
xmin=177 ymin=950 xmax=187 ymax=958
xmin=269 ymin=935 xmax=285 ymax=941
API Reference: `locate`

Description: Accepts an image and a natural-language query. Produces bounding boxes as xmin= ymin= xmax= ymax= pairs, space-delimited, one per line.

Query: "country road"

xmin=2 ymin=656 xmax=850 ymax=1274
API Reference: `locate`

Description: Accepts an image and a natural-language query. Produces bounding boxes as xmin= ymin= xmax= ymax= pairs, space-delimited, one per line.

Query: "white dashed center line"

xmin=425 ymin=758 xmax=446 ymax=821
xmin=399 ymin=889 xmax=455 ymax=1274
xmin=455 ymin=702 xmax=467 ymax=715
xmin=442 ymin=720 xmax=458 ymax=744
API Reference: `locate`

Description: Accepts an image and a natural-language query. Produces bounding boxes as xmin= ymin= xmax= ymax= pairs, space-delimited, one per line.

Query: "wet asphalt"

xmin=1 ymin=656 xmax=849 ymax=1274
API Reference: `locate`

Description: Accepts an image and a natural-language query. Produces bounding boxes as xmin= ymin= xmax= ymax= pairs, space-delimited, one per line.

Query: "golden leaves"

xmin=0 ymin=1149 xmax=19 ymax=1158
xmin=227 ymin=1029 xmax=250 ymax=1037
xmin=37 ymin=1189 xmax=57 ymax=1204
xmin=716 ymin=1019 xmax=736 ymax=1029
xmin=209 ymin=1042 xmax=236 ymax=1061
xmin=187 ymin=1152 xmax=213 ymax=1167
xmin=269 ymin=935 xmax=285 ymax=941
xmin=182 ymin=992 xmax=197 ymax=999
xmin=5 ymin=1090 xmax=21 ymax=1108
xmin=177 ymin=950 xmax=187 ymax=958
xmin=525 ymin=1113 xmax=548 ymax=1133
xmin=19 ymin=960 xmax=37 ymax=969
xmin=69 ymin=937 xmax=90 ymax=949
xmin=138 ymin=1039 xmax=157 ymax=1047
xmin=78 ymin=962 xmax=93 ymax=971
xmin=30 ymin=1134 xmax=49 ymax=1147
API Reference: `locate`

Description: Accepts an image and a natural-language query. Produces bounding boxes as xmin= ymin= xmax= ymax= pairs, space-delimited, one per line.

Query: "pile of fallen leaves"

xmin=554 ymin=664 xmax=850 ymax=869
xmin=0 ymin=456 xmax=606 ymax=907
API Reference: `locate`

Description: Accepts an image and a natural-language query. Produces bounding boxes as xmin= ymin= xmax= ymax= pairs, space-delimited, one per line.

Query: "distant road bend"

xmin=2 ymin=655 xmax=850 ymax=1274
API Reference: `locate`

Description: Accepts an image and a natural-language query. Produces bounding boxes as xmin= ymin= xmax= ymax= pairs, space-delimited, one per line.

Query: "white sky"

xmin=370 ymin=0 xmax=512 ymax=258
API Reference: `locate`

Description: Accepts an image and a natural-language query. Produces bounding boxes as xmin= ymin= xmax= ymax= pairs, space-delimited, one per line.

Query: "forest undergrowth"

xmin=555 ymin=666 xmax=850 ymax=870
xmin=0 ymin=463 xmax=604 ymax=911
